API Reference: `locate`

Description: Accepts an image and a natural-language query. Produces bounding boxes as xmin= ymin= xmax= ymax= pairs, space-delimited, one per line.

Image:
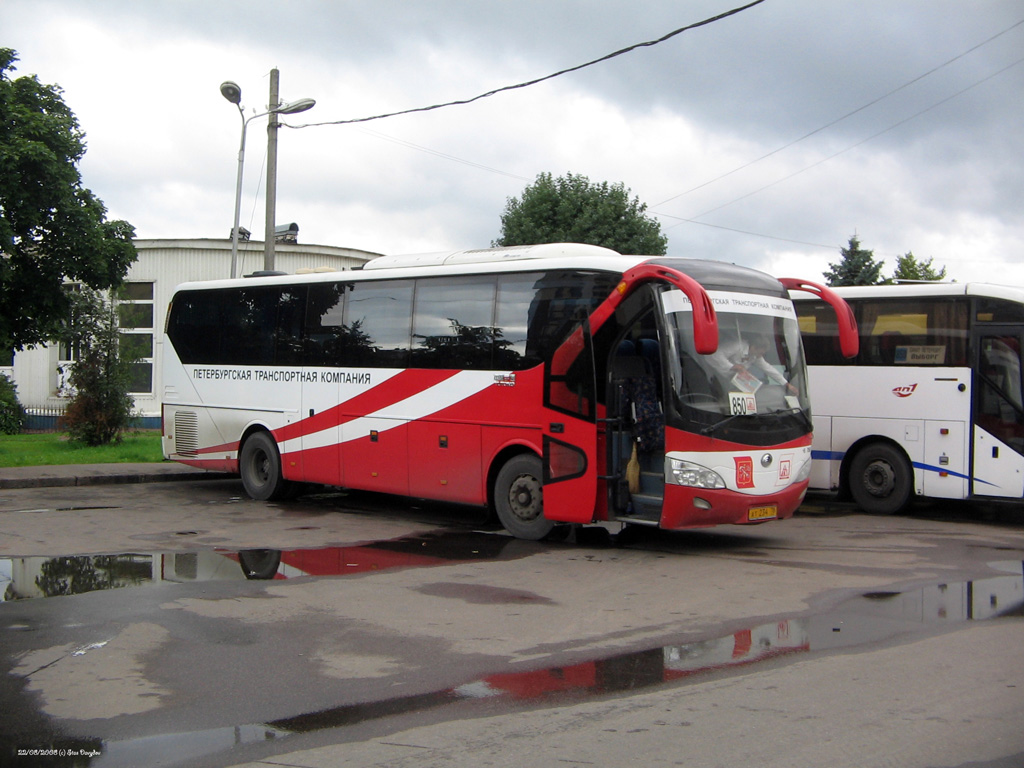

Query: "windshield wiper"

xmin=700 ymin=412 xmax=747 ymax=436
xmin=700 ymin=407 xmax=809 ymax=437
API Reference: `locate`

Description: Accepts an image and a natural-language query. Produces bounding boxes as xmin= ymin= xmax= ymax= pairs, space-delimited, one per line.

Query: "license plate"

xmin=748 ymin=505 xmax=777 ymax=521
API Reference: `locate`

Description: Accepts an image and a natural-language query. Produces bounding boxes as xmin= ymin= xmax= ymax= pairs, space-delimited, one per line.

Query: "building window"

xmin=119 ymin=282 xmax=154 ymax=394
xmin=56 ymin=284 xmax=83 ymax=396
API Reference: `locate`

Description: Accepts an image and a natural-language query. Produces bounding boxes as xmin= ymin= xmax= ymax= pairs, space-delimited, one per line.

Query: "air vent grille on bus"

xmin=174 ymin=411 xmax=199 ymax=457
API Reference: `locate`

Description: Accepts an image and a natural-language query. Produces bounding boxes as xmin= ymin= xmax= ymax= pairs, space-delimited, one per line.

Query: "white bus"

xmin=793 ymin=282 xmax=1024 ymax=513
xmin=162 ymin=243 xmax=857 ymax=539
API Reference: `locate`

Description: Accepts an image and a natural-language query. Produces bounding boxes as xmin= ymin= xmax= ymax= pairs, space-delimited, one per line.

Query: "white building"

xmin=2 ymin=237 xmax=380 ymax=428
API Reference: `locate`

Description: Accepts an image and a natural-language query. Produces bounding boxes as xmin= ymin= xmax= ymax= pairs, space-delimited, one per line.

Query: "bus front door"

xmin=605 ymin=314 xmax=666 ymax=525
xmin=974 ymin=328 xmax=1024 ymax=498
xmin=543 ymin=318 xmax=599 ymax=524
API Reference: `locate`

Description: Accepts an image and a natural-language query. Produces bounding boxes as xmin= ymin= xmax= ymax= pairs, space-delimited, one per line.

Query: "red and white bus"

xmin=162 ymin=243 xmax=857 ymax=539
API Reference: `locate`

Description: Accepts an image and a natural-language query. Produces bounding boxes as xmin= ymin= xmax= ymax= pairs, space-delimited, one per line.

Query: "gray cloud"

xmin=3 ymin=0 xmax=1023 ymax=283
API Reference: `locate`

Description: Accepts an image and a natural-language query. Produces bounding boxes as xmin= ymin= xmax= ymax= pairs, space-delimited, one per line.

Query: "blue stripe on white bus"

xmin=810 ymin=450 xmax=997 ymax=487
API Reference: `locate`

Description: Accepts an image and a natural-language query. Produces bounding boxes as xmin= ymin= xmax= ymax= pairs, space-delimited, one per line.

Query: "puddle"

xmin=271 ymin=559 xmax=1024 ymax=723
xmin=4 ymin=561 xmax=1021 ymax=766
xmin=0 ymin=530 xmax=536 ymax=602
xmin=54 ymin=506 xmax=120 ymax=513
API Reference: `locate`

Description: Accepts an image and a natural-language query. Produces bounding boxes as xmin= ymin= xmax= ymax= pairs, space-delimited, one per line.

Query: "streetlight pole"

xmin=220 ymin=74 xmax=315 ymax=278
xmin=220 ymin=80 xmax=247 ymax=280
xmin=264 ymin=68 xmax=281 ymax=273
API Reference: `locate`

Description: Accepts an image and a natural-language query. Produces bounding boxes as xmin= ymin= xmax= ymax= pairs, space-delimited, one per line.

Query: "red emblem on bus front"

xmin=892 ymin=383 xmax=917 ymax=398
xmin=734 ymin=457 xmax=755 ymax=489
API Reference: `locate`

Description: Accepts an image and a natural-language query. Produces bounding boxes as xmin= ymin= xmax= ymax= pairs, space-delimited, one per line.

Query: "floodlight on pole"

xmin=220 ymin=77 xmax=316 ymax=278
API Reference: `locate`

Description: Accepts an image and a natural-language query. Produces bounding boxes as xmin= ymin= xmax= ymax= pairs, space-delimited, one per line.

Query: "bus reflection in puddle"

xmin=272 ymin=560 xmax=1024 ymax=734
xmin=0 ymin=530 xmax=534 ymax=602
xmin=2 ymin=553 xmax=1020 ymax=766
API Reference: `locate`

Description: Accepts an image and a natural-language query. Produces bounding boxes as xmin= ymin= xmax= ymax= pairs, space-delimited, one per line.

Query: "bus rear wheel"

xmin=239 ymin=431 xmax=291 ymax=501
xmin=848 ymin=442 xmax=912 ymax=515
xmin=238 ymin=549 xmax=282 ymax=579
xmin=494 ymin=454 xmax=554 ymax=541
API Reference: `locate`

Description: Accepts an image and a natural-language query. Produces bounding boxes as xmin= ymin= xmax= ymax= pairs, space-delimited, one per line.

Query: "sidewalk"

xmin=0 ymin=462 xmax=231 ymax=489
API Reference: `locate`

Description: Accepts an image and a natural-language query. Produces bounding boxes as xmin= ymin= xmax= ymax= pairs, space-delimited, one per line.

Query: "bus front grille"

xmin=174 ymin=411 xmax=199 ymax=457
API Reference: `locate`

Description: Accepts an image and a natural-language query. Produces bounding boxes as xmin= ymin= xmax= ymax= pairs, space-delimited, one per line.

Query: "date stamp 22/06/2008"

xmin=17 ymin=747 xmax=102 ymax=759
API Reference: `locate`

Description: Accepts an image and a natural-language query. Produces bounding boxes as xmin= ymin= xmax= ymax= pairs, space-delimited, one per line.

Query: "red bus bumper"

xmin=659 ymin=480 xmax=808 ymax=529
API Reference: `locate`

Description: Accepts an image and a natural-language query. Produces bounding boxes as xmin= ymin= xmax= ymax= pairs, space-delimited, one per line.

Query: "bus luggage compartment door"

xmin=542 ymin=318 xmax=598 ymax=523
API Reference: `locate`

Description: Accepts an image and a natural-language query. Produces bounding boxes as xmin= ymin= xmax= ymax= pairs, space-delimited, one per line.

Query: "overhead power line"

xmin=290 ymin=0 xmax=765 ymax=129
xmin=355 ymin=128 xmax=533 ymax=182
xmin=672 ymin=54 xmax=1024 ymax=224
xmin=654 ymin=213 xmax=840 ymax=251
xmin=653 ymin=16 xmax=1024 ymax=208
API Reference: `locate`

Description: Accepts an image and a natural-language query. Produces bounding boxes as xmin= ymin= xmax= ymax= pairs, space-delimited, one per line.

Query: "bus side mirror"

xmin=780 ymin=278 xmax=859 ymax=359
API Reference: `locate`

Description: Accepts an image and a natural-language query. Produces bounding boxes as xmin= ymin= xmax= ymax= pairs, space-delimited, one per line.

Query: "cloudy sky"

xmin=3 ymin=0 xmax=1023 ymax=284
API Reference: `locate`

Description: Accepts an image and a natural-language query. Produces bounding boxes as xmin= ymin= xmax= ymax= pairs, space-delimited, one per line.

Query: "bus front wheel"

xmin=848 ymin=443 xmax=912 ymax=515
xmin=239 ymin=431 xmax=291 ymax=501
xmin=494 ymin=454 xmax=555 ymax=541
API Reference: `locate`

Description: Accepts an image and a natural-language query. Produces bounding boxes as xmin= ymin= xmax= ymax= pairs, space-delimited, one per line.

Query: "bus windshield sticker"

xmin=729 ymin=392 xmax=758 ymax=415
xmin=662 ymin=290 xmax=797 ymax=320
xmin=731 ymin=369 xmax=762 ymax=394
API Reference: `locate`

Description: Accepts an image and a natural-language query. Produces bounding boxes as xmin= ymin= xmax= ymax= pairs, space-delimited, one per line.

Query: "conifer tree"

xmin=824 ymin=236 xmax=886 ymax=286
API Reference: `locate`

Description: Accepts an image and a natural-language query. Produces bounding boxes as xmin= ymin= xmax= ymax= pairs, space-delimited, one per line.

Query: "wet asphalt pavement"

xmin=1 ymin=465 xmax=1023 ymax=768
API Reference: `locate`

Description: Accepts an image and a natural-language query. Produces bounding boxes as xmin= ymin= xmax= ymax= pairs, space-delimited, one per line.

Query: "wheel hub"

xmin=863 ymin=460 xmax=896 ymax=497
xmin=508 ymin=474 xmax=542 ymax=522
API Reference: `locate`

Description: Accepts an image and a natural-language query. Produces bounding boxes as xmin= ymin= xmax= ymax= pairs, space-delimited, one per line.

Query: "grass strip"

xmin=0 ymin=432 xmax=163 ymax=468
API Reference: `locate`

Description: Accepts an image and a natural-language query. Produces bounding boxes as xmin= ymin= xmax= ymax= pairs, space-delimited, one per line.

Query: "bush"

xmin=60 ymin=364 xmax=136 ymax=445
xmin=0 ymin=374 xmax=26 ymax=434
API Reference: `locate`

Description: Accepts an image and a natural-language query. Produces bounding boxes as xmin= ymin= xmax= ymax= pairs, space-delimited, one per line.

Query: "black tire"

xmin=494 ymin=454 xmax=554 ymax=541
xmin=239 ymin=431 xmax=291 ymax=501
xmin=238 ymin=549 xmax=282 ymax=580
xmin=848 ymin=442 xmax=913 ymax=514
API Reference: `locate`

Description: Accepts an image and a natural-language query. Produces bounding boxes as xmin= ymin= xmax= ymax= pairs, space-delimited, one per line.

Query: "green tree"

xmin=892 ymin=251 xmax=947 ymax=282
xmin=35 ymin=555 xmax=152 ymax=597
xmin=58 ymin=288 xmax=138 ymax=445
xmin=0 ymin=49 xmax=137 ymax=352
xmin=824 ymin=236 xmax=887 ymax=286
xmin=494 ymin=172 xmax=668 ymax=255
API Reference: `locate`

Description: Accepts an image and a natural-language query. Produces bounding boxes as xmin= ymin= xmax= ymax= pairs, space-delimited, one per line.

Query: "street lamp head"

xmin=276 ymin=97 xmax=316 ymax=115
xmin=220 ymin=81 xmax=242 ymax=105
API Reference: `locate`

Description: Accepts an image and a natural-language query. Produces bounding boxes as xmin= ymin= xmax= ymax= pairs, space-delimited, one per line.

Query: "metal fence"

xmin=23 ymin=404 xmax=68 ymax=433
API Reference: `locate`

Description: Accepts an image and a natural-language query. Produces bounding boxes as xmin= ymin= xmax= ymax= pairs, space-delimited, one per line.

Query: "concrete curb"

xmin=0 ymin=465 xmax=234 ymax=490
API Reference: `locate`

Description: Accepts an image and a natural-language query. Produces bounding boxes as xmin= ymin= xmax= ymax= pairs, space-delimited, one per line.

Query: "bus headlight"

xmin=666 ymin=458 xmax=726 ymax=489
xmin=795 ymin=457 xmax=812 ymax=483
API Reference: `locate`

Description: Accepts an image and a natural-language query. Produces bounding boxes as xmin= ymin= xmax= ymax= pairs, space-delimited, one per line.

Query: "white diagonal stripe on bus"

xmin=282 ymin=370 xmax=497 ymax=454
xmin=340 ymin=369 xmax=495 ymax=440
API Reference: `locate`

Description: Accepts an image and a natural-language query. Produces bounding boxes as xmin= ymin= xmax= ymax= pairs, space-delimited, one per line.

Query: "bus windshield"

xmin=659 ymin=286 xmax=810 ymax=423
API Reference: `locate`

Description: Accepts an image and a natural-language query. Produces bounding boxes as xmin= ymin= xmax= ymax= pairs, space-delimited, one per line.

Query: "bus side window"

xmin=796 ymin=301 xmax=847 ymax=366
xmin=412 ymin=276 xmax=497 ymax=370
xmin=305 ymin=282 xmax=347 ymax=367
xmin=167 ymin=291 xmax=224 ymax=364
xmin=344 ymin=279 xmax=414 ymax=368
xmin=224 ymin=288 xmax=276 ymax=366
xmin=494 ymin=274 xmax=542 ymax=370
xmin=876 ymin=331 xmax=906 ymax=365
xmin=525 ymin=271 xmax=619 ymax=366
xmin=274 ymin=287 xmax=307 ymax=366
